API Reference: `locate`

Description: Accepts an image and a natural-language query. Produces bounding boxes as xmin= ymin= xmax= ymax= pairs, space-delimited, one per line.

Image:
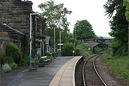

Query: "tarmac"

xmin=0 ymin=56 xmax=73 ymax=86
xmin=18 ymin=56 xmax=73 ymax=86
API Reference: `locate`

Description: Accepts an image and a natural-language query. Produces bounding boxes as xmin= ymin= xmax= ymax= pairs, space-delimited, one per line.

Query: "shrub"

xmin=111 ymin=39 xmax=128 ymax=56
xmin=112 ymin=45 xmax=128 ymax=56
xmin=62 ymin=43 xmax=74 ymax=56
xmin=0 ymin=42 xmax=14 ymax=65
xmin=30 ymin=60 xmax=37 ymax=67
xmin=93 ymin=43 xmax=108 ymax=54
xmin=45 ymin=52 xmax=52 ymax=56
xmin=0 ymin=48 xmax=7 ymax=65
xmin=4 ymin=56 xmax=14 ymax=64
xmin=76 ymin=43 xmax=92 ymax=57
xmin=74 ymin=49 xmax=80 ymax=56
xmin=9 ymin=63 xmax=18 ymax=69
xmin=19 ymin=56 xmax=29 ymax=66
xmin=5 ymin=43 xmax=21 ymax=64
xmin=0 ymin=52 xmax=14 ymax=65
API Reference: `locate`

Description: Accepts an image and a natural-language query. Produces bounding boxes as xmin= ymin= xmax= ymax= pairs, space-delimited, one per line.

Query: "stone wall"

xmin=0 ymin=0 xmax=33 ymax=34
xmin=0 ymin=0 xmax=46 ymax=57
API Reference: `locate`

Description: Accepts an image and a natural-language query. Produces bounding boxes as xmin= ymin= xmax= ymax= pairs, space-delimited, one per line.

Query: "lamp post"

xmin=29 ymin=13 xmax=38 ymax=66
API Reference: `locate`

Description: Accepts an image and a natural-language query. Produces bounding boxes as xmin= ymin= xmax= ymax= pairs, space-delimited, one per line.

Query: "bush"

xmin=74 ymin=49 xmax=80 ymax=56
xmin=9 ymin=63 xmax=18 ymax=69
xmin=4 ymin=56 xmax=14 ymax=64
xmin=76 ymin=43 xmax=92 ymax=57
xmin=30 ymin=60 xmax=37 ymax=67
xmin=5 ymin=43 xmax=21 ymax=64
xmin=93 ymin=43 xmax=108 ymax=54
xmin=0 ymin=52 xmax=14 ymax=65
xmin=111 ymin=39 xmax=128 ymax=56
xmin=62 ymin=43 xmax=74 ymax=56
xmin=19 ymin=56 xmax=29 ymax=66
xmin=0 ymin=43 xmax=14 ymax=65
xmin=45 ymin=52 xmax=52 ymax=56
xmin=112 ymin=45 xmax=128 ymax=56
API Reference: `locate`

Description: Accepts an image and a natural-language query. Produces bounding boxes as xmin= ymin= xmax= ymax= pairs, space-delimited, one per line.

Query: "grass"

xmin=99 ymin=54 xmax=129 ymax=80
xmin=76 ymin=42 xmax=92 ymax=57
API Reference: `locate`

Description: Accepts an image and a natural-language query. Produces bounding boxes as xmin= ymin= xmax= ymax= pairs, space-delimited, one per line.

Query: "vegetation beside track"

xmin=99 ymin=54 xmax=129 ymax=80
xmin=76 ymin=42 xmax=92 ymax=57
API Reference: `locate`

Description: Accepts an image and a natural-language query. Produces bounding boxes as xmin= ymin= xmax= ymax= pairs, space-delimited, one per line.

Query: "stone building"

xmin=0 ymin=0 xmax=46 ymax=57
xmin=0 ymin=0 xmax=32 ymax=33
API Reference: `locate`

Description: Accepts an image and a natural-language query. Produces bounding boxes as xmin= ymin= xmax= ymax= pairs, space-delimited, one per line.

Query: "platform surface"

xmin=18 ymin=57 xmax=74 ymax=86
xmin=49 ymin=56 xmax=82 ymax=86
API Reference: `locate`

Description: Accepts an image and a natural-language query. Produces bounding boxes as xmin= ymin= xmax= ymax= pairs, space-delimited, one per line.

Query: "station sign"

xmin=57 ymin=43 xmax=63 ymax=45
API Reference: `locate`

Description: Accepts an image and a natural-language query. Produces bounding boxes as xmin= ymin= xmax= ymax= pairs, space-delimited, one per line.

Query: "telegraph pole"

xmin=60 ymin=31 xmax=62 ymax=56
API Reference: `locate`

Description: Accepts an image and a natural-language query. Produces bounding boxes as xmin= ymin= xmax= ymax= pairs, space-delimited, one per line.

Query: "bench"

xmin=38 ymin=56 xmax=51 ymax=67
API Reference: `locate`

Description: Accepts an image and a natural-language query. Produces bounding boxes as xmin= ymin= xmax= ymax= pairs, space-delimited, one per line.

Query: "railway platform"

xmin=1 ymin=56 xmax=74 ymax=86
xmin=49 ymin=56 xmax=82 ymax=86
xmin=1 ymin=56 xmax=82 ymax=86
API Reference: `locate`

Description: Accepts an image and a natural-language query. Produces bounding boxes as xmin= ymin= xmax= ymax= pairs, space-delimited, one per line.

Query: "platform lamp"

xmin=29 ymin=13 xmax=38 ymax=66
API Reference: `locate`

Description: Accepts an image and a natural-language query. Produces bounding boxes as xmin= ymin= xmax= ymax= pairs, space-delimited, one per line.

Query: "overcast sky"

xmin=30 ymin=0 xmax=111 ymax=37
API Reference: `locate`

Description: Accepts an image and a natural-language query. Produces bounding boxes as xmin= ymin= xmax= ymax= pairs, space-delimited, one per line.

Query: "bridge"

xmin=79 ymin=38 xmax=112 ymax=48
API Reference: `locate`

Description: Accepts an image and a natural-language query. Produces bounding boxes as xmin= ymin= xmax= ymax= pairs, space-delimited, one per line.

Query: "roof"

xmin=0 ymin=23 xmax=25 ymax=36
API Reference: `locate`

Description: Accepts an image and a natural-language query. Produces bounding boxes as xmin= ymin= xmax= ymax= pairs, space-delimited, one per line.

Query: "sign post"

xmin=57 ymin=43 xmax=63 ymax=56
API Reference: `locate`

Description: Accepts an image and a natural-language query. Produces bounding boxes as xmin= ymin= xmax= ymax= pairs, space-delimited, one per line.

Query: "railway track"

xmin=82 ymin=54 xmax=108 ymax=86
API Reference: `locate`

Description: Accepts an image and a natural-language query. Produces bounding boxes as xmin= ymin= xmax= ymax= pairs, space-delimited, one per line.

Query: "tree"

xmin=104 ymin=0 xmax=123 ymax=17
xmin=124 ymin=0 xmax=129 ymax=54
xmin=110 ymin=8 xmax=128 ymax=55
xmin=74 ymin=20 xmax=96 ymax=40
xmin=104 ymin=0 xmax=128 ymax=55
xmin=123 ymin=0 xmax=129 ymax=22
xmin=104 ymin=0 xmax=129 ymax=21
xmin=39 ymin=0 xmax=71 ymax=48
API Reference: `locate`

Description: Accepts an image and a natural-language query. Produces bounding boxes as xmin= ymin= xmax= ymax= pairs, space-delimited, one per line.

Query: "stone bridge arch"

xmin=79 ymin=38 xmax=112 ymax=49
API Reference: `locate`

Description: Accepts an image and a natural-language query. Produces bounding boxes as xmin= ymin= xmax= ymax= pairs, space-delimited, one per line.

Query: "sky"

xmin=30 ymin=0 xmax=111 ymax=37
